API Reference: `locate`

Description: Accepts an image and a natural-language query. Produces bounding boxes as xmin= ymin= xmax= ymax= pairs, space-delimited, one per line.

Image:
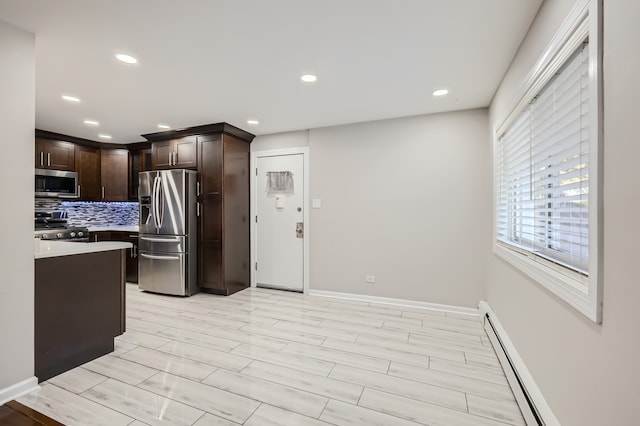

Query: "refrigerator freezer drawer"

xmin=138 ymin=251 xmax=189 ymax=296
xmin=139 ymin=235 xmax=187 ymax=253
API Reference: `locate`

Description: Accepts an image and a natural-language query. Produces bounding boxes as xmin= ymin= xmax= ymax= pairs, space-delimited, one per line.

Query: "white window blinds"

xmin=496 ymin=43 xmax=590 ymax=275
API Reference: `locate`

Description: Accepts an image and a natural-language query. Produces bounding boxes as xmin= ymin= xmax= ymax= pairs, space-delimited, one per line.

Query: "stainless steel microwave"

xmin=35 ymin=169 xmax=79 ymax=198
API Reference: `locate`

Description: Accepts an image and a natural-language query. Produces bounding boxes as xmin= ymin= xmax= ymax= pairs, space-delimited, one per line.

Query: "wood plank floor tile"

xmin=46 ymin=367 xmax=108 ymax=394
xmin=82 ymin=355 xmax=158 ymax=385
xmin=467 ymin=394 xmax=526 ymax=426
xmin=83 ymin=378 xmax=205 ymax=426
xmin=156 ymin=341 xmax=252 ymax=372
xmin=282 ymin=342 xmax=390 ymax=373
xmin=192 ymin=413 xmax=242 ymax=425
xmin=238 ymin=323 xmax=327 ymax=345
xmin=321 ymin=337 xmax=432 ymax=366
xmin=319 ymin=399 xmax=422 ymax=426
xmin=328 ymin=364 xmax=467 ymax=411
xmin=355 ymin=334 xmax=466 ymax=362
xmin=18 ymin=383 xmax=133 ymax=426
xmin=429 ymin=358 xmax=508 ymax=385
xmin=245 ymin=404 xmax=334 ymax=426
xmin=358 ymin=388 xmax=516 ymax=426
xmin=119 ymin=346 xmax=218 ymax=381
xmin=241 ymin=361 xmax=364 ymax=404
xmin=230 ymin=343 xmax=335 ymax=376
xmin=139 ymin=372 xmax=260 ymax=424
xmin=388 ymin=361 xmax=516 ymax=401
xmin=319 ymin=319 xmax=410 ymax=341
xmin=202 ymin=369 xmax=328 ymax=418
xmin=272 ymin=320 xmax=360 ymax=342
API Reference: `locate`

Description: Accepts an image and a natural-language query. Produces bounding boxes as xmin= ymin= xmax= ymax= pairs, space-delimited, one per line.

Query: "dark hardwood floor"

xmin=0 ymin=401 xmax=62 ymax=426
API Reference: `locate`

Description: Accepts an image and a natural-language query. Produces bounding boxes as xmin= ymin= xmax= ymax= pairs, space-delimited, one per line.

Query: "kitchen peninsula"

xmin=34 ymin=240 xmax=131 ymax=382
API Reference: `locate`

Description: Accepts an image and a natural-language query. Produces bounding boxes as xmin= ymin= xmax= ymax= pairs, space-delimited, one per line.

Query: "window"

xmin=494 ymin=0 xmax=602 ymax=322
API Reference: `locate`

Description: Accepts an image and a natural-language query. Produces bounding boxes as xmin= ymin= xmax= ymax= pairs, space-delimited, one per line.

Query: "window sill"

xmin=494 ymin=242 xmax=600 ymax=322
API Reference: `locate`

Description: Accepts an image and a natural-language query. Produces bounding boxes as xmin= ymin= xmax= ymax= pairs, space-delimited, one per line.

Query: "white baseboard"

xmin=478 ymin=301 xmax=560 ymax=426
xmin=0 ymin=376 xmax=39 ymax=406
xmin=308 ymin=289 xmax=479 ymax=316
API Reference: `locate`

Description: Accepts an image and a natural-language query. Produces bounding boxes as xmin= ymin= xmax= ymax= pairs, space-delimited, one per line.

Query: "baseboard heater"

xmin=483 ymin=313 xmax=544 ymax=426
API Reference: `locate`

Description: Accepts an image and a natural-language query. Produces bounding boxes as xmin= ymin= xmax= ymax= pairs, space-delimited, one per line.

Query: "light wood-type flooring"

xmin=18 ymin=284 xmax=525 ymax=426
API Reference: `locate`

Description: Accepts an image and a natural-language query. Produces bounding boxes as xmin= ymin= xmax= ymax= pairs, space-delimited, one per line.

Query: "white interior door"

xmin=256 ymin=154 xmax=304 ymax=291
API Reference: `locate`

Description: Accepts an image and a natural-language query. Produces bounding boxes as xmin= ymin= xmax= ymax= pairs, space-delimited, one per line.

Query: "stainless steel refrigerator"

xmin=138 ymin=169 xmax=198 ymax=296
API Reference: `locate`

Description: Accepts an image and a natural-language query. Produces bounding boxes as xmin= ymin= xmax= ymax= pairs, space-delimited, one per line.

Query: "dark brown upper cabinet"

xmin=101 ymin=149 xmax=129 ymax=201
xmin=35 ymin=138 xmax=75 ymax=171
xmin=129 ymin=147 xmax=152 ymax=200
xmin=75 ymin=145 xmax=102 ymax=201
xmin=150 ymin=136 xmax=197 ymax=170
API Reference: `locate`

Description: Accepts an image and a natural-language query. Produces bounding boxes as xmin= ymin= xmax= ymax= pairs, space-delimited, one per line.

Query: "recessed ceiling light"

xmin=61 ymin=95 xmax=80 ymax=103
xmin=433 ymin=89 xmax=449 ymax=96
xmin=157 ymin=124 xmax=170 ymax=130
xmin=83 ymin=119 xmax=99 ymax=126
xmin=98 ymin=134 xmax=112 ymax=140
xmin=116 ymin=53 xmax=138 ymax=64
xmin=247 ymin=120 xmax=259 ymax=125
xmin=300 ymin=74 xmax=317 ymax=83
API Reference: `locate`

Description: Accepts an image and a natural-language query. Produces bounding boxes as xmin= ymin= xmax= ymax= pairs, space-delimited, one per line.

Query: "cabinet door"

xmin=174 ymin=137 xmax=197 ymax=168
xmin=151 ymin=141 xmax=173 ymax=169
xmin=197 ymin=135 xmax=222 ymax=196
xmin=35 ymin=138 xmax=75 ymax=171
xmin=101 ymin=149 xmax=129 ymax=201
xmin=129 ymin=148 xmax=151 ymax=200
xmin=75 ymin=145 xmax=101 ymax=200
xmin=125 ymin=233 xmax=139 ymax=283
xmin=199 ymin=197 xmax=224 ymax=292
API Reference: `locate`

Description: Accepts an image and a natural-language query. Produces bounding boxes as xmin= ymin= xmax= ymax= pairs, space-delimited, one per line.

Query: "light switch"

xmin=312 ymin=199 xmax=322 ymax=209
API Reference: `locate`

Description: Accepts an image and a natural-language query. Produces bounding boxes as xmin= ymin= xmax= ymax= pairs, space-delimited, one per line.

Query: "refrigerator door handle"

xmin=140 ymin=236 xmax=181 ymax=242
xmin=140 ymin=253 xmax=180 ymax=261
xmin=151 ymin=176 xmax=160 ymax=229
xmin=158 ymin=175 xmax=165 ymax=228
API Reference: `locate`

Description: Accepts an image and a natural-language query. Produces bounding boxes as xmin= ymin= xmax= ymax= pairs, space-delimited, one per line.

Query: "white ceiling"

xmin=0 ymin=0 xmax=542 ymax=143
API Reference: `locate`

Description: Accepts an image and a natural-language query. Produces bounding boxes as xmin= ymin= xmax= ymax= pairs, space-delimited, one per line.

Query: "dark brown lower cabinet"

xmin=93 ymin=231 xmax=139 ymax=283
xmin=35 ymin=249 xmax=126 ymax=382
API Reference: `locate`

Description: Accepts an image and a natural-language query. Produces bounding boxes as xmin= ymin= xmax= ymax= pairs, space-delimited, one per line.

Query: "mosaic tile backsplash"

xmin=35 ymin=199 xmax=139 ymax=227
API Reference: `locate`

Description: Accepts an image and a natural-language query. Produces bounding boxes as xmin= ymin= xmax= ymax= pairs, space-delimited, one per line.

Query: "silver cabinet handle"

xmin=47 ymin=152 xmax=51 ymax=167
xmin=140 ymin=253 xmax=180 ymax=260
xmin=40 ymin=152 xmax=44 ymax=166
xmin=168 ymin=152 xmax=172 ymax=166
xmin=197 ymin=202 xmax=201 ymax=217
xmin=102 ymin=186 xmax=105 ymax=199
xmin=128 ymin=234 xmax=138 ymax=238
xmin=133 ymin=245 xmax=137 ymax=257
xmin=196 ymin=181 xmax=200 ymax=196
xmin=78 ymin=185 xmax=81 ymax=197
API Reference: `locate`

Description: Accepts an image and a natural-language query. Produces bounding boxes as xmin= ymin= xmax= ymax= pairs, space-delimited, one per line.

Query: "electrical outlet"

xmin=365 ymin=275 xmax=376 ymax=283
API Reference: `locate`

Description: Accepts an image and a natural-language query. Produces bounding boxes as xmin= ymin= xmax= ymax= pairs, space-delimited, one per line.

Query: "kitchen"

xmin=2 ymin=1 xmax=639 ymax=425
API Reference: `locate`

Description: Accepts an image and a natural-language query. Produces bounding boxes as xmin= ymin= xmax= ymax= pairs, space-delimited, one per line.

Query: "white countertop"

xmin=87 ymin=225 xmax=139 ymax=233
xmin=35 ymin=240 xmax=132 ymax=259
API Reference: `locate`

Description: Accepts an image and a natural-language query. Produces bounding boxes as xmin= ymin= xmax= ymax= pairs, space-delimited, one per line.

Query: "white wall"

xmin=0 ymin=21 xmax=35 ymax=390
xmin=301 ymin=110 xmax=489 ymax=307
xmin=487 ymin=0 xmax=640 ymax=424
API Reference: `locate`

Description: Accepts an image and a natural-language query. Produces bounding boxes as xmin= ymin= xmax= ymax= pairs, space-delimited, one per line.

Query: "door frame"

xmin=250 ymin=147 xmax=310 ymax=293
